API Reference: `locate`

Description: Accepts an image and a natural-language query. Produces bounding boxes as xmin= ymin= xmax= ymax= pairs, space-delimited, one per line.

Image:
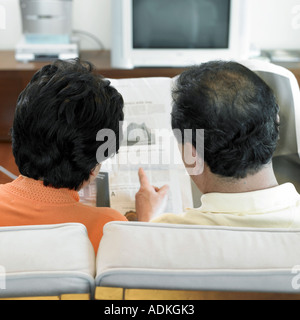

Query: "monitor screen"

xmin=133 ymin=0 xmax=231 ymax=49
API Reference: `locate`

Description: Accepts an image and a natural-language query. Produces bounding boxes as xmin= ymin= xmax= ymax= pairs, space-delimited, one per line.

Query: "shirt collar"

xmin=199 ymin=183 xmax=300 ymax=214
xmin=8 ymin=175 xmax=80 ymax=204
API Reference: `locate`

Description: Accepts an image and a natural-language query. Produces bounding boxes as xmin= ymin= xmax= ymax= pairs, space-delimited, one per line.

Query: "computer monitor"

xmin=111 ymin=0 xmax=250 ymax=68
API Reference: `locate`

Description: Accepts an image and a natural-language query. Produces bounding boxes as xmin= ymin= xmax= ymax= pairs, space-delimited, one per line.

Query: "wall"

xmin=0 ymin=0 xmax=299 ymax=51
xmin=251 ymin=0 xmax=300 ymax=50
xmin=0 ymin=0 xmax=112 ymax=50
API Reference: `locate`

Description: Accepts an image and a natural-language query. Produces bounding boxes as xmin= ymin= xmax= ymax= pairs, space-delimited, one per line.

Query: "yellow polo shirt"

xmin=151 ymin=183 xmax=300 ymax=228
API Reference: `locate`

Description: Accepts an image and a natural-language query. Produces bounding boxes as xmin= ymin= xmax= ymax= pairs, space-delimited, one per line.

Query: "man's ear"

xmin=180 ymin=142 xmax=204 ymax=176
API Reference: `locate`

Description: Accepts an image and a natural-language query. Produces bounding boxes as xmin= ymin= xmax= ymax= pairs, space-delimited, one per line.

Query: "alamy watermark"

xmin=0 ymin=265 xmax=6 ymax=290
xmin=292 ymin=4 xmax=300 ymax=30
xmin=96 ymin=122 xmax=204 ymax=175
xmin=291 ymin=265 xmax=300 ymax=290
xmin=0 ymin=5 xmax=6 ymax=30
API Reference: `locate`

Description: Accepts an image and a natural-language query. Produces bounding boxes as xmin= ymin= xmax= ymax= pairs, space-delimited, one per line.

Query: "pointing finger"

xmin=138 ymin=168 xmax=151 ymax=187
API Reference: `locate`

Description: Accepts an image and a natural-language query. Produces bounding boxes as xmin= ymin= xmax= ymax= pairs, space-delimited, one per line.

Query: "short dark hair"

xmin=171 ymin=61 xmax=280 ymax=179
xmin=12 ymin=59 xmax=124 ymax=190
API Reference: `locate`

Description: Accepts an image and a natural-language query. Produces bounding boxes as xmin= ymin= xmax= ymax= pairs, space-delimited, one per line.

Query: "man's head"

xmin=12 ymin=59 xmax=124 ymax=190
xmin=172 ymin=61 xmax=280 ymax=180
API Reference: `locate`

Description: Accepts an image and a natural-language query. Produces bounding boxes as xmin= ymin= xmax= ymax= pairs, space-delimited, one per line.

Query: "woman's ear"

xmin=90 ymin=163 xmax=101 ymax=178
xmin=78 ymin=164 xmax=102 ymax=191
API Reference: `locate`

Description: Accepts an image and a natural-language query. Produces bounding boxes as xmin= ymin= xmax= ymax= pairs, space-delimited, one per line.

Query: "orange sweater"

xmin=0 ymin=176 xmax=127 ymax=253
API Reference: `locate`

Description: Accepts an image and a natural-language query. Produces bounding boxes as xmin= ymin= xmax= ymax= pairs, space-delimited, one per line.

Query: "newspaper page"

xmin=104 ymin=77 xmax=192 ymax=217
xmin=80 ymin=77 xmax=193 ymax=217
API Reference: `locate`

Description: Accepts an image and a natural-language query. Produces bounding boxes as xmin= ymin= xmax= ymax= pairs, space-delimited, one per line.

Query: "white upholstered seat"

xmin=96 ymin=222 xmax=300 ymax=294
xmin=0 ymin=223 xmax=95 ymax=299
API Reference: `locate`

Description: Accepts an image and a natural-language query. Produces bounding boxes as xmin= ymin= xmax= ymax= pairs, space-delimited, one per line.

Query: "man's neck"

xmin=194 ymin=164 xmax=279 ymax=194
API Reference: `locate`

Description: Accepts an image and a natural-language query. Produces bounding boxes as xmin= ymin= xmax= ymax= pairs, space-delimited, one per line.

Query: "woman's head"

xmin=12 ymin=59 xmax=124 ymax=190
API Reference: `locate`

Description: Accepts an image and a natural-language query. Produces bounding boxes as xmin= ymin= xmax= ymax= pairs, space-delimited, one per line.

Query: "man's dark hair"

xmin=171 ymin=61 xmax=280 ymax=179
xmin=12 ymin=59 xmax=124 ymax=190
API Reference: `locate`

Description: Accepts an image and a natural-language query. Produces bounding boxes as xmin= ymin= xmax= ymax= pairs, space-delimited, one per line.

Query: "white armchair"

xmin=95 ymin=221 xmax=300 ymax=300
xmin=0 ymin=223 xmax=95 ymax=300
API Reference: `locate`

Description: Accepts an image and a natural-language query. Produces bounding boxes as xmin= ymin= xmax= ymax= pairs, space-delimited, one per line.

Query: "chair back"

xmin=241 ymin=60 xmax=300 ymax=158
xmin=0 ymin=223 xmax=95 ymax=299
xmin=96 ymin=222 xmax=300 ymax=294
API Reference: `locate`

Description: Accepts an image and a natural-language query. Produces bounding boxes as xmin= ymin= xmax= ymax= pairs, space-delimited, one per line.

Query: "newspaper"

xmin=79 ymin=77 xmax=193 ymax=217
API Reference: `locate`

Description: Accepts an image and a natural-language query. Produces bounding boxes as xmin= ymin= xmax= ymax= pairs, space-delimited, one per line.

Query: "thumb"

xmin=158 ymin=184 xmax=169 ymax=196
